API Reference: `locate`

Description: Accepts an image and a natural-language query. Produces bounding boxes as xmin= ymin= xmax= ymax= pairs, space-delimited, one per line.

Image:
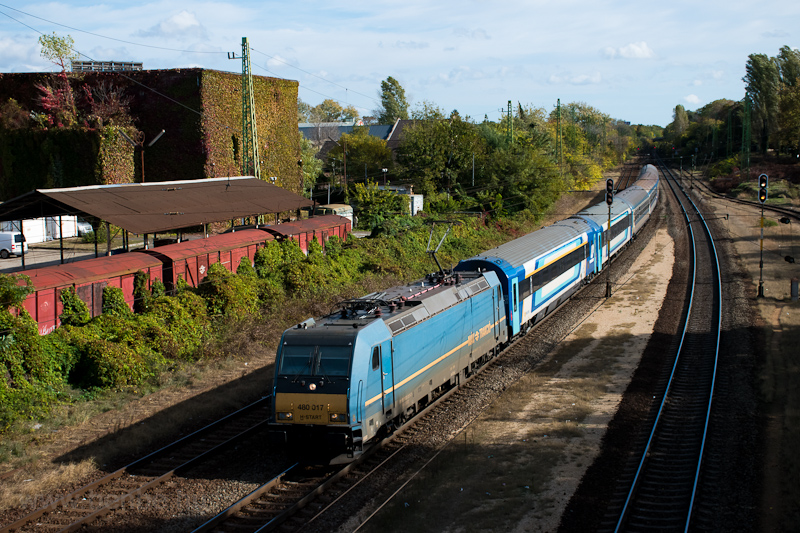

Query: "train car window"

xmin=519 ymin=277 xmax=533 ymax=301
xmin=372 ymin=346 xmax=380 ymax=370
xmin=530 ymin=244 xmax=588 ymax=294
xmin=317 ymin=345 xmax=352 ymax=376
xmin=279 ymin=345 xmax=315 ymax=375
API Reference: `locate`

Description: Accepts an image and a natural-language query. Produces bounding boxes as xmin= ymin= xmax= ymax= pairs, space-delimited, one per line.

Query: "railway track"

xmin=0 ymin=397 xmax=272 ymax=533
xmin=599 ymin=160 xmax=723 ymax=532
xmin=191 ymin=350 xmax=509 ymax=532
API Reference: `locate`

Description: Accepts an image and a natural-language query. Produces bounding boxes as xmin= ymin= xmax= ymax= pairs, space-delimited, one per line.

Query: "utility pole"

xmin=229 ymin=37 xmax=261 ymax=180
xmin=507 ymin=100 xmax=513 ymax=145
xmin=742 ymin=95 xmax=752 ymax=181
xmin=557 ymin=99 xmax=563 ymax=180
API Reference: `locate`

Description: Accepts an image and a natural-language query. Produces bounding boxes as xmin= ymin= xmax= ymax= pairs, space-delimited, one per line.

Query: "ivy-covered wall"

xmin=0 ymin=69 xmax=301 ymax=201
xmin=0 ymin=128 xmax=105 ymax=199
xmin=200 ymin=70 xmax=302 ymax=194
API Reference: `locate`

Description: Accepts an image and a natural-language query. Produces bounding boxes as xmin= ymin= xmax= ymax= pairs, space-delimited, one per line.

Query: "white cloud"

xmin=549 ymin=72 xmax=602 ymax=85
xmin=762 ymin=29 xmax=789 ymax=38
xmin=711 ymin=70 xmax=724 ymax=80
xmin=134 ymin=11 xmax=209 ymax=41
xmin=603 ymin=41 xmax=655 ymax=60
xmin=453 ymin=28 xmax=490 ymax=40
xmin=693 ymin=80 xmax=703 ymax=86
xmin=395 ymin=41 xmax=430 ymax=50
xmin=684 ymin=94 xmax=701 ymax=105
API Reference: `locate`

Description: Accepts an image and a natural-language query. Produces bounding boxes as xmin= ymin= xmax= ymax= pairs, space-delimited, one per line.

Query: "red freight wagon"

xmin=264 ymin=215 xmax=351 ymax=254
xmin=138 ymin=229 xmax=274 ymax=289
xmin=19 ymin=253 xmax=164 ymax=335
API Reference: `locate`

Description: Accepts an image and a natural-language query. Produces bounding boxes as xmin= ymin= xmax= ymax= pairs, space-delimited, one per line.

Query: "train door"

xmin=511 ymin=278 xmax=520 ymax=336
xmin=494 ymin=286 xmax=501 ymax=340
xmin=379 ymin=340 xmax=395 ymax=416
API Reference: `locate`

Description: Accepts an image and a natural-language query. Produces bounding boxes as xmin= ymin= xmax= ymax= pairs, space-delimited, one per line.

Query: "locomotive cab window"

xmin=372 ymin=346 xmax=380 ymax=370
xmin=279 ymin=343 xmax=353 ymax=377
xmin=279 ymin=345 xmax=315 ymax=375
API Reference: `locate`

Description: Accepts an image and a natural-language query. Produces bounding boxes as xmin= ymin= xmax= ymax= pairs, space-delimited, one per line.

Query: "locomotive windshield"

xmin=279 ymin=344 xmax=353 ymax=377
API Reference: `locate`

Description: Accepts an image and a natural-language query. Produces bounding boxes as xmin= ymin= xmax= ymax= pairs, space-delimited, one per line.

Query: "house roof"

xmin=0 ymin=177 xmax=313 ymax=235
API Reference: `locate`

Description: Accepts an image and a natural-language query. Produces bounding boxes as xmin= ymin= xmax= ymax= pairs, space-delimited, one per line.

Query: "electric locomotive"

xmin=268 ymin=269 xmax=507 ymax=463
xmin=268 ymin=164 xmax=659 ymax=462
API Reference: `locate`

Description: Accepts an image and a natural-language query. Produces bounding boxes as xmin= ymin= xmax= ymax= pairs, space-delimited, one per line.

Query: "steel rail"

xmin=613 ymin=159 xmax=722 ymax=532
xmin=1 ymin=397 xmax=271 ymax=533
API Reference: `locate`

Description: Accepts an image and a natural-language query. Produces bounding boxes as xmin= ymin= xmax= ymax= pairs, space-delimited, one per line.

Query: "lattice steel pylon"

xmin=240 ymin=37 xmax=261 ymax=180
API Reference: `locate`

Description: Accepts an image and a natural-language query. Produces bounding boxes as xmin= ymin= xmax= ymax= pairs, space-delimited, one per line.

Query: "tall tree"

xmin=744 ymin=53 xmax=780 ymax=153
xmin=776 ymin=45 xmax=800 ymax=87
xmin=673 ymin=104 xmax=689 ymax=137
xmin=377 ymin=76 xmax=409 ymax=124
xmin=299 ymin=132 xmax=323 ymax=195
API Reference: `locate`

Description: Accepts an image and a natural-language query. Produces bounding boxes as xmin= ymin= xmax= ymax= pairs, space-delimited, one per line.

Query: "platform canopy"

xmin=0 ymin=177 xmax=313 ymax=234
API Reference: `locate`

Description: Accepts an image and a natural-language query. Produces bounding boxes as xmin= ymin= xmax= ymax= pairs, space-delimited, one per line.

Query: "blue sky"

xmin=0 ymin=1 xmax=797 ymax=127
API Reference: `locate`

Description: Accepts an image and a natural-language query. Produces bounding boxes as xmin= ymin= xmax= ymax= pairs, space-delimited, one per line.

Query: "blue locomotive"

xmin=268 ymin=165 xmax=659 ymax=462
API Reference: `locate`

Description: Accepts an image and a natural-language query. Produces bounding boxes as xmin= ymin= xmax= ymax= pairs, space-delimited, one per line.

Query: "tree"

xmin=776 ymin=45 xmax=800 ymax=87
xmin=38 ymin=32 xmax=78 ymax=72
xmin=326 ymin=126 xmax=392 ymax=185
xmin=298 ymin=99 xmax=313 ymax=122
xmin=744 ymin=53 xmax=780 ymax=153
xmin=36 ymin=33 xmax=79 ymax=128
xmin=673 ymin=104 xmax=689 ymax=137
xmin=309 ymin=99 xmax=359 ymax=123
xmin=299 ymin=131 xmax=323 ymax=195
xmin=377 ymin=76 xmax=409 ymax=124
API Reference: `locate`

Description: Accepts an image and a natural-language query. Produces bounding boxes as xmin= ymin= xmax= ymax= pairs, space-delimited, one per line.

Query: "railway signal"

xmin=606 ymin=178 xmax=614 ymax=205
xmin=757 ymin=174 xmax=769 ymax=297
xmin=758 ymin=173 xmax=768 ymax=204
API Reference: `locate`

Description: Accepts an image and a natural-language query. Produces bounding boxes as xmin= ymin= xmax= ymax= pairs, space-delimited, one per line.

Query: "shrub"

xmin=197 ymin=262 xmax=258 ymax=321
xmin=133 ymin=270 xmax=151 ymax=313
xmin=236 ymin=256 xmax=256 ymax=277
xmin=102 ymin=286 xmax=131 ymax=317
xmin=68 ymin=338 xmax=150 ymax=389
xmin=59 ymin=287 xmax=90 ymax=326
xmin=151 ymin=277 xmax=166 ymax=299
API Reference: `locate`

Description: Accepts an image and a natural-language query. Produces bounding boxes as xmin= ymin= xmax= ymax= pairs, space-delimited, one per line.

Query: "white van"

xmin=0 ymin=232 xmax=28 ymax=259
xmin=313 ymin=204 xmax=356 ymax=226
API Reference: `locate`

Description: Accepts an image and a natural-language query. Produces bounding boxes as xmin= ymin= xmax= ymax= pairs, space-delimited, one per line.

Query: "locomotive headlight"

xmin=329 ymin=413 xmax=346 ymax=423
xmin=277 ymin=412 xmax=293 ymax=421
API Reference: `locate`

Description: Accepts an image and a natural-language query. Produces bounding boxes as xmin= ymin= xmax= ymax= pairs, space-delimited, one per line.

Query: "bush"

xmin=59 ymin=287 xmax=91 ymax=326
xmin=197 ymin=262 xmax=258 ymax=322
xmin=102 ymin=286 xmax=131 ymax=317
xmin=69 ymin=338 xmax=151 ymax=389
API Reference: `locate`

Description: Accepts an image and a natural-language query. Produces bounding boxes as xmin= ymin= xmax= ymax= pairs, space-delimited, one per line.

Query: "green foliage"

xmin=0 ymin=273 xmax=33 ymax=311
xmin=38 ymin=33 xmax=78 ymax=72
xmin=151 ymin=277 xmax=166 ymax=299
xmin=300 ymin=132 xmax=323 ymax=195
xmin=378 ymin=76 xmax=409 ymax=124
xmin=68 ymin=337 xmax=151 ymax=390
xmin=327 ymin=126 xmax=392 ymax=183
xmin=236 ymin=256 xmax=257 ymax=277
xmin=102 ymin=286 xmax=131 ymax=317
xmin=175 ymin=274 xmax=190 ymax=294
xmin=59 ymin=287 xmax=90 ymax=327
xmin=133 ymin=270 xmax=150 ymax=314
xmin=198 ymin=262 xmax=258 ymax=321
xmin=352 ymin=180 xmax=409 ymax=229
xmin=254 ymin=240 xmax=284 ymax=279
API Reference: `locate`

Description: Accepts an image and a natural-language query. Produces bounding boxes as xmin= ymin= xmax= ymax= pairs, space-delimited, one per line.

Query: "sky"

xmin=0 ymin=1 xmax=798 ymax=127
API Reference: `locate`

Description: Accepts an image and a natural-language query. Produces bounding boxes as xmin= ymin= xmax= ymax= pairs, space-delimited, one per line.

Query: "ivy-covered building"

xmin=0 ymin=68 xmax=301 ymax=202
